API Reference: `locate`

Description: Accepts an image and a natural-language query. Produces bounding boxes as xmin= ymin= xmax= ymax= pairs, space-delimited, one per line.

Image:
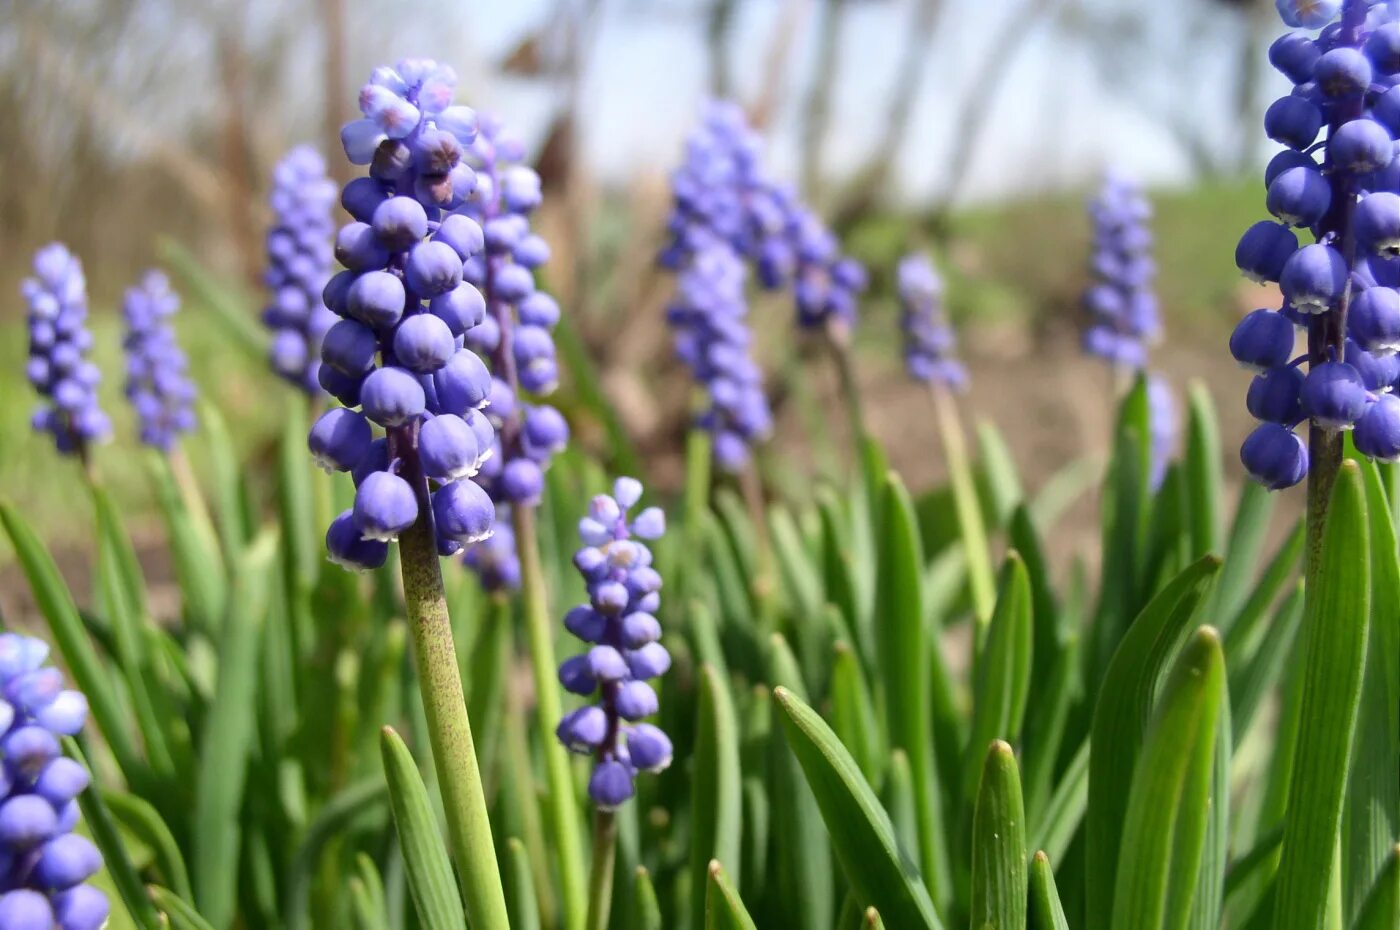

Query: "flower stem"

xmin=513 ymin=503 xmax=589 ymax=930
xmin=824 ymin=321 xmax=867 ymax=447
xmin=584 ymin=809 xmax=618 ymax=930
xmin=393 ymin=432 xmax=510 ymax=930
xmin=931 ymin=384 xmax=996 ymax=628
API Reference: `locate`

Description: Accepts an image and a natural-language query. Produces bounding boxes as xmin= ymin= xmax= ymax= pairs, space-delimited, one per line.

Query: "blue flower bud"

xmin=0 ymin=796 xmax=56 ymax=850
xmin=1236 ymin=221 xmax=1299 ymax=283
xmin=52 ymin=884 xmax=108 ymax=930
xmin=522 ymin=405 xmax=568 ymax=458
xmin=1280 ymin=242 xmax=1348 ymax=314
xmin=628 ymin=642 xmax=671 ymax=680
xmin=626 ymin=724 xmax=672 ymax=773
xmin=32 ymin=760 xmax=87 ymax=809
xmin=32 ymin=835 xmax=100 ymax=891
xmin=321 ymin=319 xmax=379 ymax=375
xmin=1374 ymin=85 xmax=1400 ymax=137
xmin=430 ymin=350 xmax=492 ymax=417
xmin=1301 ymin=359 xmax=1368 ymax=429
xmin=518 ymin=292 xmax=561 ymax=327
xmin=0 ymin=890 xmax=54 ymax=930
xmin=347 ymin=270 xmax=407 ymax=328
xmin=429 ymin=283 xmax=486 ymax=336
xmin=556 ymin=706 xmax=607 ymax=753
xmin=1329 ymin=118 xmax=1395 ymax=174
xmin=318 ymin=365 xmax=365 ymax=407
xmin=1242 ymin=422 xmax=1309 ymax=489
xmin=1274 ymin=0 xmax=1340 ymax=30
xmin=1231 ymin=309 xmax=1298 ymax=372
xmin=335 ymin=222 xmax=391 ymax=272
xmin=620 ymin=612 xmax=661 ymax=648
xmin=1356 ymin=394 xmax=1400 ymax=461
xmin=1315 ymin=47 xmax=1372 ymax=97
xmin=371 ymin=196 xmax=428 ymax=251
xmin=353 ymin=471 xmax=418 ymax=541
xmin=1270 ymin=32 xmax=1321 ymax=83
xmin=308 ymin=408 xmax=372 ymax=472
xmin=359 ymin=366 xmax=426 ymax=426
xmin=1350 ymin=286 xmax=1400 ymax=355
xmin=419 ymin=414 xmax=480 ymax=481
xmin=1355 ymin=192 xmax=1400 ymax=257
xmin=1247 ymin=364 xmax=1305 ymax=423
xmin=431 ymin=478 xmax=495 ymax=544
xmin=392 ymin=313 xmax=456 ymax=373
xmin=342 ymin=176 xmax=387 ymax=222
xmin=558 ymin=655 xmax=597 ymax=695
xmin=1347 ymin=338 xmax=1400 ymax=391
xmin=1264 ymin=95 xmax=1323 ymax=150
xmin=494 ymin=264 xmax=535 ymax=302
xmin=587 ymin=760 xmax=635 ymax=810
xmin=1266 ymin=166 xmax=1331 ymax=226
xmin=405 ymin=241 xmax=464 ymax=297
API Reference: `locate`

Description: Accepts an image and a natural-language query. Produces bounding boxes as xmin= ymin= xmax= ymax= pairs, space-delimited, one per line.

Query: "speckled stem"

xmin=584 ymin=808 xmax=618 ymax=930
xmin=391 ymin=421 xmax=510 ymax=930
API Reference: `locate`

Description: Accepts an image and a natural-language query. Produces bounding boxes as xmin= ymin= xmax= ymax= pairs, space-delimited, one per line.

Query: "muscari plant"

xmin=0 ymin=25 xmax=1395 ymax=930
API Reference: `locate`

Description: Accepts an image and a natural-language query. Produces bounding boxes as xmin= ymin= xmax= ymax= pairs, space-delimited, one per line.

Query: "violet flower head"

xmin=0 ymin=633 xmax=108 ymax=930
xmin=1232 ymin=0 xmax=1400 ymax=486
xmin=122 ymin=271 xmax=196 ymax=451
xmin=660 ymin=104 xmax=775 ymax=471
xmin=556 ymin=478 xmax=672 ymax=809
xmin=21 ymin=244 xmax=110 ymax=458
xmin=311 ymin=59 xmax=501 ymax=571
xmin=1082 ymin=173 xmax=1159 ymax=370
xmin=896 ymin=253 xmax=966 ymax=390
xmin=263 ymin=146 xmax=339 ymax=393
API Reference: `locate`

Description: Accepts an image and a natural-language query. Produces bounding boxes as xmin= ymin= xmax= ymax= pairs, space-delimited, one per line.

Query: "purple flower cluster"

xmin=458 ymin=117 xmax=569 ymax=505
xmin=1232 ymin=0 xmax=1400 ymax=488
xmin=263 ymin=146 xmax=339 ymax=392
xmin=21 ymin=245 xmax=109 ymax=458
xmin=657 ymin=103 xmax=780 ymax=469
xmin=0 ymin=634 xmax=107 ymax=930
xmin=896 ymin=253 xmax=966 ymax=389
xmin=310 ymin=59 xmax=502 ymax=571
xmin=1082 ymin=174 xmax=1160 ymax=369
xmin=121 ymin=271 xmax=196 ymax=451
xmin=556 ymin=479 xmax=672 ymax=809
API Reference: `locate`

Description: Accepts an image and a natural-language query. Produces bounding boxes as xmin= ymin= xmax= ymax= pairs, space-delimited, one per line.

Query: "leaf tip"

xmin=864 ymin=906 xmax=880 ymax=926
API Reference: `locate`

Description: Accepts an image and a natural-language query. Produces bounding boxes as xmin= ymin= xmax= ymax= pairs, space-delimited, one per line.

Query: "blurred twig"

xmin=707 ymin=0 xmax=739 ymax=98
xmin=830 ymin=0 xmax=944 ymax=230
xmin=798 ymin=0 xmax=848 ymax=203
xmin=317 ymin=0 xmax=351 ymax=186
xmin=749 ymin=0 xmax=812 ymax=129
xmin=17 ymin=15 xmax=231 ymax=213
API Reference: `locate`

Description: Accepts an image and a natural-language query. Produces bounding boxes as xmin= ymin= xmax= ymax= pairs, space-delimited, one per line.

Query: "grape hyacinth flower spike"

xmin=1232 ymin=0 xmax=1400 ymax=489
xmin=310 ymin=58 xmax=510 ymax=929
xmin=556 ymin=477 xmax=672 ymax=809
xmin=122 ymin=270 xmax=196 ymax=450
xmin=0 ymin=633 xmax=108 ymax=930
xmin=21 ymin=244 xmax=110 ymax=463
xmin=263 ymin=146 xmax=339 ymax=393
xmin=1081 ymin=173 xmax=1178 ymax=486
xmin=897 ymin=253 xmax=966 ymax=390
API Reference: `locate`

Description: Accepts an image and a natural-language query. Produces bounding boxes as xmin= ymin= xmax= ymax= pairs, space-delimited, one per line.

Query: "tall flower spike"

xmin=1234 ymin=0 xmax=1400 ymax=485
xmin=0 ymin=633 xmax=108 ymax=930
xmin=659 ymin=103 xmax=775 ymax=470
xmin=896 ymin=253 xmax=966 ymax=390
xmin=122 ymin=271 xmax=196 ymax=450
xmin=311 ymin=60 xmax=499 ymax=571
xmin=556 ymin=478 xmax=672 ymax=809
xmin=21 ymin=244 xmax=110 ymax=459
xmin=1082 ymin=173 xmax=1160 ymax=370
xmin=1081 ymin=173 xmax=1178 ymax=485
xmin=263 ymin=146 xmax=339 ymax=393
xmin=452 ymin=114 xmax=570 ymax=583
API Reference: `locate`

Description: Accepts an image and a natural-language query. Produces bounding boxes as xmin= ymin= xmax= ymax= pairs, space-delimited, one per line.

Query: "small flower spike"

xmin=557 ymin=479 xmax=672 ymax=809
xmin=121 ymin=270 xmax=196 ymax=450
xmin=896 ymin=253 xmax=967 ymax=390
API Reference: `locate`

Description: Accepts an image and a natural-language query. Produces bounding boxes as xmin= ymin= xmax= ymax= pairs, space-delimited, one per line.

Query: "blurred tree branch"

xmin=799 ymin=0 xmax=849 ymax=202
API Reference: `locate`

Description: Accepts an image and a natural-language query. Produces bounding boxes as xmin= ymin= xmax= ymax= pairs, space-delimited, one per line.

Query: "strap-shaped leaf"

xmin=504 ymin=837 xmax=540 ymax=930
xmin=774 ymin=687 xmax=942 ymax=930
xmin=970 ymin=741 xmax=1027 ymax=930
xmin=963 ymin=553 xmax=1033 ymax=802
xmin=1353 ymin=844 xmax=1399 ymax=930
xmin=1029 ymin=851 xmax=1070 ymax=930
xmin=705 ymin=860 xmax=758 ymax=930
xmin=1086 ymin=554 xmax=1220 ymax=925
xmin=691 ymin=664 xmax=742 ymax=930
xmin=831 ymin=640 xmax=885 ymax=789
xmin=1274 ymin=461 xmax=1371 ymax=930
xmin=0 ymin=502 xmax=142 ymax=781
xmin=864 ymin=907 xmax=886 ymax=929
xmin=874 ymin=472 xmax=950 ymax=905
xmin=381 ymin=727 xmax=467 ymax=930
xmin=193 ymin=529 xmax=276 ymax=929
xmin=1111 ymin=627 xmax=1225 ymax=930
xmin=1183 ymin=382 xmax=1223 ymax=560
xmin=632 ymin=866 xmax=662 ymax=930
xmin=105 ymin=789 xmax=193 ymax=901
xmin=151 ymin=886 xmax=218 ymax=930
xmin=1206 ymin=480 xmax=1274 ymax=634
